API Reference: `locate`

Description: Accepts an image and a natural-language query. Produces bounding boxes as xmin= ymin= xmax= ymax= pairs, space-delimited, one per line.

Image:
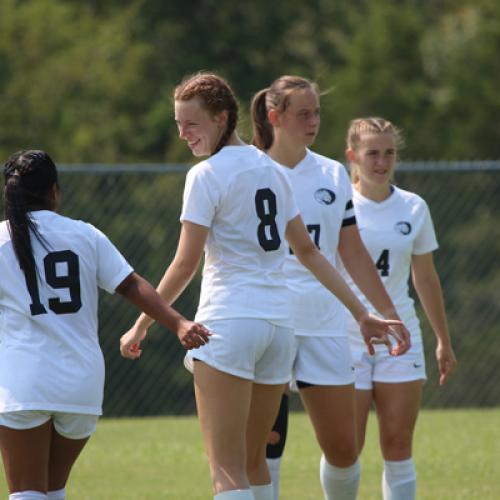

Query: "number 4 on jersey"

xmin=376 ymin=249 xmax=390 ymax=277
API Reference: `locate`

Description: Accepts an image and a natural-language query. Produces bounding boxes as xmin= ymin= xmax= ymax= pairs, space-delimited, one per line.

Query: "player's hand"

xmin=385 ymin=323 xmax=411 ymax=356
xmin=176 ymin=320 xmax=211 ymax=350
xmin=358 ymin=313 xmax=408 ymax=356
xmin=436 ymin=341 xmax=457 ymax=385
xmin=120 ymin=325 xmax=148 ymax=360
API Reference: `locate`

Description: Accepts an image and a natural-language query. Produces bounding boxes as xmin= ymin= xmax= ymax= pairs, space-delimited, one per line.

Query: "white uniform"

xmin=280 ymin=149 xmax=356 ymax=386
xmin=344 ymin=186 xmax=438 ymax=388
xmin=0 ymin=211 xmax=133 ymax=417
xmin=182 ymin=145 xmax=300 ymax=383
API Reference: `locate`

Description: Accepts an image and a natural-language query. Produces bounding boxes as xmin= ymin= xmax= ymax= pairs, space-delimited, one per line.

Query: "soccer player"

xmin=120 ymin=72 xmax=408 ymax=500
xmin=251 ymin=75 xmax=411 ymax=500
xmin=344 ymin=117 xmax=457 ymax=500
xmin=0 ymin=150 xmax=210 ymax=500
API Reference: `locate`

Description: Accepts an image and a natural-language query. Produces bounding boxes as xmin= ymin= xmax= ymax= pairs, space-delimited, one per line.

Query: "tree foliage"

xmin=1 ymin=0 xmax=498 ymax=161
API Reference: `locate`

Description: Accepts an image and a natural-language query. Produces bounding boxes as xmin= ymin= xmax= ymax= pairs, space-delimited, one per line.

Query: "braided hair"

xmin=174 ymin=73 xmax=239 ymax=155
xmin=3 ymin=150 xmax=58 ymax=297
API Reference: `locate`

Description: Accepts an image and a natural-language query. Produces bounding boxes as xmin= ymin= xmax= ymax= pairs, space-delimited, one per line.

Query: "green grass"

xmin=1 ymin=409 xmax=499 ymax=499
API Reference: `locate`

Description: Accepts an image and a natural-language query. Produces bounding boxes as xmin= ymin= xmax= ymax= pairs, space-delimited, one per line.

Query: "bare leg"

xmin=301 ymin=384 xmax=361 ymax=500
xmin=374 ymin=381 xmax=422 ymax=500
xmin=194 ymin=361 xmax=253 ymax=495
xmin=0 ymin=421 xmax=52 ymax=493
xmin=246 ymin=383 xmax=286 ymax=486
xmin=354 ymin=389 xmax=373 ymax=455
xmin=48 ymin=423 xmax=89 ymax=491
xmin=300 ymin=384 xmax=358 ymax=467
xmin=373 ymin=381 xmax=422 ymax=460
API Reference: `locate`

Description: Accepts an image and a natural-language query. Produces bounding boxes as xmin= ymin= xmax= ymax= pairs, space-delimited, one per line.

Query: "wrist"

xmin=381 ymin=307 xmax=400 ymax=320
xmin=355 ymin=308 xmax=370 ymax=324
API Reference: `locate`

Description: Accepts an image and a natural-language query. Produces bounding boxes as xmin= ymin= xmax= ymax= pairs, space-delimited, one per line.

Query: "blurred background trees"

xmin=1 ymin=0 xmax=499 ymax=162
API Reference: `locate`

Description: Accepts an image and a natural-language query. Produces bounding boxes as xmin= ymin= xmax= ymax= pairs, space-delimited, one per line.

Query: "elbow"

xmin=171 ymin=257 xmax=198 ymax=282
xmin=294 ymin=243 xmax=319 ymax=267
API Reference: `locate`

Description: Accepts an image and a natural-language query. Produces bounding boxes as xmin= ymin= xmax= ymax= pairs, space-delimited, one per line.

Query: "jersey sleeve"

xmin=340 ymin=166 xmax=356 ymax=227
xmin=413 ymin=201 xmax=439 ymax=255
xmin=93 ymin=226 xmax=134 ymax=293
xmin=180 ymin=163 xmax=220 ymax=228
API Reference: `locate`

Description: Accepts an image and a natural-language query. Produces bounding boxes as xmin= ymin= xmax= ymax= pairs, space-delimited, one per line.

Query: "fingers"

xmin=120 ymin=342 xmax=142 ymax=360
xmin=438 ymin=356 xmax=457 ymax=385
xmin=180 ymin=324 xmax=212 ymax=350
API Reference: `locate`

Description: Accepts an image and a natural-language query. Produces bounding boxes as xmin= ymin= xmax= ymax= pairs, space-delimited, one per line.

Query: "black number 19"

xmin=24 ymin=250 xmax=82 ymax=316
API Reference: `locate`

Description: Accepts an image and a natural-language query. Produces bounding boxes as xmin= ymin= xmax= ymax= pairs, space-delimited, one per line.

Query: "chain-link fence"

xmin=56 ymin=161 xmax=500 ymax=416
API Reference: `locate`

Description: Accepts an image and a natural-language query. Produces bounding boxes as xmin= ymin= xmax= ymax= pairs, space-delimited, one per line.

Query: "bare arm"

xmin=116 ymin=272 xmax=210 ymax=353
xmin=339 ymin=225 xmax=398 ymax=318
xmin=134 ymin=221 xmax=208 ymax=330
xmin=119 ymin=221 xmax=208 ymax=358
xmin=338 ymin=225 xmax=411 ymax=348
xmin=285 ymin=215 xmax=406 ymax=354
xmin=411 ymin=252 xmax=456 ymax=384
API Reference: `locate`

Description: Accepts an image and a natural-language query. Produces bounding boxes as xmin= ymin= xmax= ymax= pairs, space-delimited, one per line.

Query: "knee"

xmin=380 ymin=430 xmax=413 ymax=459
xmin=321 ymin=435 xmax=358 ymax=467
xmin=211 ymin=457 xmax=247 ymax=491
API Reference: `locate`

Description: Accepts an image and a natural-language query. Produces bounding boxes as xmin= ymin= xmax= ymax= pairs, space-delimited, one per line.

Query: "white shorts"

xmin=184 ymin=318 xmax=295 ymax=384
xmin=351 ymin=342 xmax=427 ymax=390
xmin=292 ymin=336 xmax=355 ymax=387
xmin=0 ymin=411 xmax=98 ymax=439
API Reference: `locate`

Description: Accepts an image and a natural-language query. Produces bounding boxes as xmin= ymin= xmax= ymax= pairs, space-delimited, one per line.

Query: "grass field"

xmin=1 ymin=409 xmax=499 ymax=499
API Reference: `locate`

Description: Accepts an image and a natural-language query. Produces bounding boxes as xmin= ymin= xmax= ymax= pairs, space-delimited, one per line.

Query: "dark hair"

xmin=251 ymin=75 xmax=319 ymax=151
xmin=174 ymin=72 xmax=239 ymax=155
xmin=3 ymin=150 xmax=58 ymax=294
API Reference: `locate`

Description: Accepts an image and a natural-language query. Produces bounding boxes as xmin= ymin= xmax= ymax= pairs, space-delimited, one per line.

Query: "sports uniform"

xmin=344 ymin=186 xmax=438 ymax=388
xmin=281 ymin=149 xmax=356 ymax=386
xmin=182 ymin=145 xmax=300 ymax=383
xmin=0 ymin=210 xmax=133 ymax=436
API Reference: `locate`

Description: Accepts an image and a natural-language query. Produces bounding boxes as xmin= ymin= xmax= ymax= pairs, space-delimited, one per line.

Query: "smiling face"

xmin=349 ymin=132 xmax=397 ymax=188
xmin=273 ymin=87 xmax=320 ymax=148
xmin=174 ymin=98 xmax=226 ymax=157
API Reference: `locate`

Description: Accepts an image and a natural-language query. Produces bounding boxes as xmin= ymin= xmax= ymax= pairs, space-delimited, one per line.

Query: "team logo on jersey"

xmin=394 ymin=221 xmax=412 ymax=235
xmin=314 ymin=188 xmax=336 ymax=205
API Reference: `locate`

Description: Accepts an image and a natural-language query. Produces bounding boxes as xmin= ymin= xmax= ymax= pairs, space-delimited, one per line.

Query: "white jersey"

xmin=180 ymin=145 xmax=300 ymax=326
xmin=344 ymin=186 xmax=438 ymax=345
xmin=281 ymin=150 xmax=355 ymax=336
xmin=0 ymin=210 xmax=133 ymax=415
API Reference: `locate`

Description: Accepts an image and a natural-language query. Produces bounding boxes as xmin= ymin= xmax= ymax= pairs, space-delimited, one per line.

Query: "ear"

xmin=345 ymin=148 xmax=357 ymax=163
xmin=213 ymin=110 xmax=228 ymax=127
xmin=267 ymin=108 xmax=280 ymax=127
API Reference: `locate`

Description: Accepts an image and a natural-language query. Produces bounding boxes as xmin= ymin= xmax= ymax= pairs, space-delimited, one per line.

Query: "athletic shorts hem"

xmin=0 ymin=411 xmax=98 ymax=439
xmin=355 ymin=375 xmax=427 ymax=390
xmin=186 ymin=354 xmax=290 ymax=384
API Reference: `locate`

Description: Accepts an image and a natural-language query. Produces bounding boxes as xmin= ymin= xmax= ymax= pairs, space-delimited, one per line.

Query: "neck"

xmin=226 ymin=131 xmax=246 ymax=147
xmin=267 ymin=142 xmax=307 ymax=169
xmin=355 ymin=181 xmax=392 ymax=202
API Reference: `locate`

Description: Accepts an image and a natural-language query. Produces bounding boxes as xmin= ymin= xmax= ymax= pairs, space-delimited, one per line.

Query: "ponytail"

xmin=3 ymin=150 xmax=56 ymax=291
xmin=251 ymin=88 xmax=274 ymax=150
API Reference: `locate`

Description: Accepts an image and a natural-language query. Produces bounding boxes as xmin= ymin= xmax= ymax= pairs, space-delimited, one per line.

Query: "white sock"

xmin=266 ymin=457 xmax=282 ymax=500
xmin=320 ymin=454 xmax=361 ymax=500
xmin=47 ymin=489 xmax=65 ymax=500
xmin=214 ymin=490 xmax=254 ymax=499
xmin=382 ymin=458 xmax=416 ymax=500
xmin=9 ymin=492 xmax=47 ymax=500
xmin=251 ymin=483 xmax=273 ymax=500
